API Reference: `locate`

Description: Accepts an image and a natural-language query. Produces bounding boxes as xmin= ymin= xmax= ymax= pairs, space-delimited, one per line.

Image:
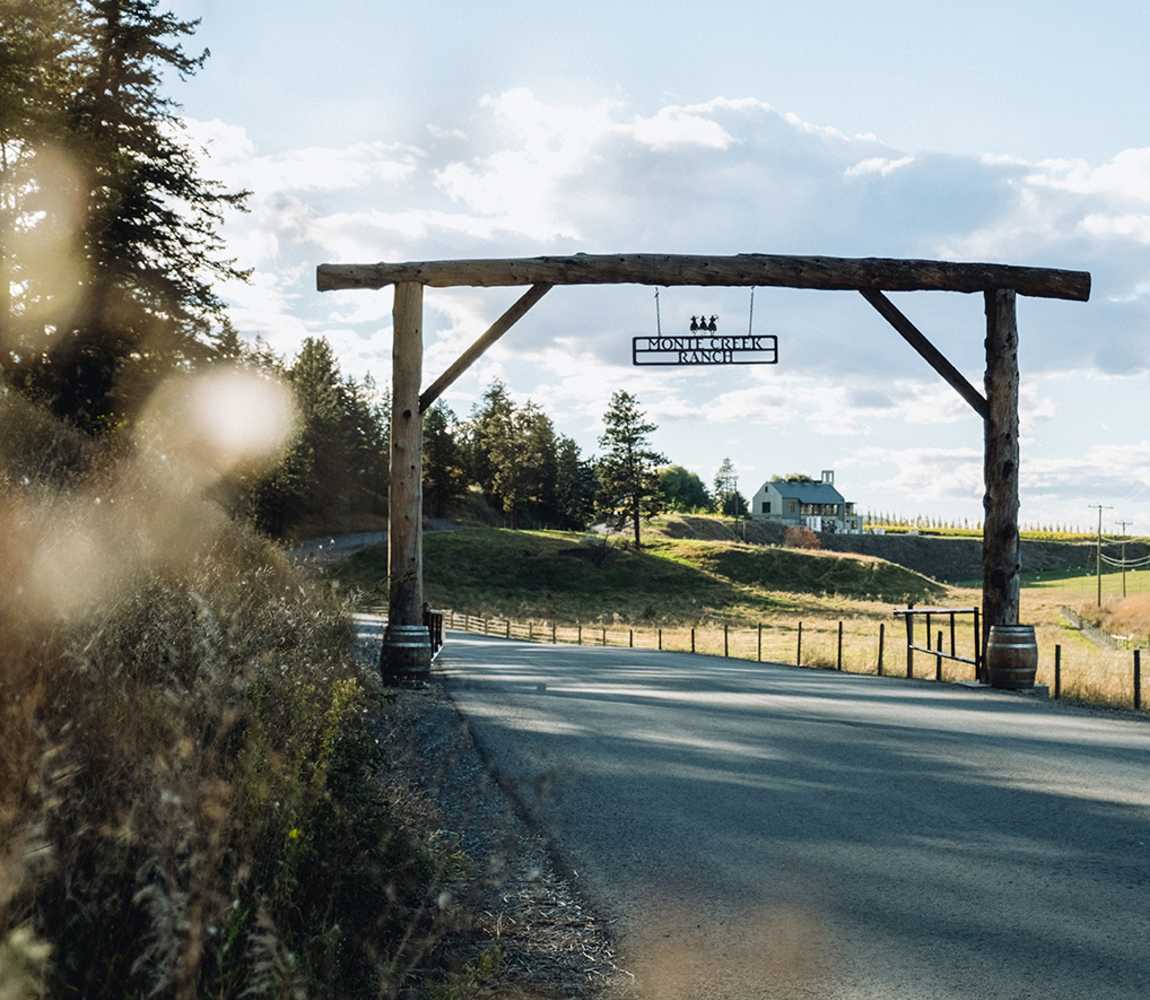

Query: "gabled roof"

xmin=766 ymin=480 xmax=844 ymax=503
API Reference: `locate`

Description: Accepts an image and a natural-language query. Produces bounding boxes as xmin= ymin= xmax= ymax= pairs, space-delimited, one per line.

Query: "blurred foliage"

xmin=0 ymin=0 xmax=249 ymax=430
xmin=0 ymin=393 xmax=460 ymax=998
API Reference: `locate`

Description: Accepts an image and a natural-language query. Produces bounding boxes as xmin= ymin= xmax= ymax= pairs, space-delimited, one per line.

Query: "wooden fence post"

xmin=506 ymin=619 xmax=511 ymax=639
xmin=877 ymin=622 xmax=885 ymax=676
xmin=1135 ymin=649 xmax=1142 ymax=711
xmin=797 ymin=622 xmax=803 ymax=667
xmin=973 ymin=607 xmax=982 ymax=682
xmin=551 ymin=622 xmax=557 ymax=644
xmin=724 ymin=623 xmax=729 ymax=658
xmin=1054 ymin=644 xmax=1061 ymax=699
xmin=905 ymin=612 xmax=914 ymax=679
xmin=949 ymin=612 xmax=956 ymax=656
xmin=602 ymin=626 xmax=607 ymax=647
xmin=577 ymin=624 xmax=582 ymax=645
xmin=629 ymin=628 xmax=633 ymax=648
xmin=837 ymin=621 xmax=843 ymax=671
xmin=691 ymin=627 xmax=696 ymax=654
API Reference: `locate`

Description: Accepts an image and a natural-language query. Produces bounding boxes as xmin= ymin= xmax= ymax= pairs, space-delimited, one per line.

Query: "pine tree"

xmin=466 ymin=379 xmax=515 ymax=502
xmin=338 ymin=374 xmax=388 ymax=515
xmin=554 ymin=435 xmax=598 ymax=529
xmin=596 ymin=390 xmax=667 ymax=549
xmin=487 ymin=401 xmax=551 ymax=528
xmin=6 ymin=0 xmax=249 ymax=430
xmin=518 ymin=402 xmax=557 ymax=526
xmin=423 ymin=401 xmax=465 ymax=518
xmin=712 ymin=457 xmax=742 ymax=516
xmin=0 ymin=1 xmax=80 ymax=351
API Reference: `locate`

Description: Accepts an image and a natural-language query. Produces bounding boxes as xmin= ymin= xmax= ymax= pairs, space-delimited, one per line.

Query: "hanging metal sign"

xmin=632 ymin=332 xmax=778 ymax=366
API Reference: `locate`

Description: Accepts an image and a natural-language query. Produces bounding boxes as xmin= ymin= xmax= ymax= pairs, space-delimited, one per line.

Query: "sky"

xmin=165 ymin=0 xmax=1150 ymax=529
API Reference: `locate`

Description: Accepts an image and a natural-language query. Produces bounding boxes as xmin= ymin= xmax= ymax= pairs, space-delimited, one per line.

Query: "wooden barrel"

xmin=986 ymin=625 xmax=1038 ymax=690
xmin=380 ymin=623 xmax=432 ymax=679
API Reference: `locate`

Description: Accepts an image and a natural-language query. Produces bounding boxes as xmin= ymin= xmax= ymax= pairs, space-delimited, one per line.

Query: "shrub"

xmin=784 ymin=526 xmax=821 ymax=550
xmin=0 ymin=392 xmax=448 ymax=998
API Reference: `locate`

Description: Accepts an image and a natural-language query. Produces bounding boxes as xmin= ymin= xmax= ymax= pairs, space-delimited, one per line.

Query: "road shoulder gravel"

xmin=355 ymin=616 xmax=625 ymax=997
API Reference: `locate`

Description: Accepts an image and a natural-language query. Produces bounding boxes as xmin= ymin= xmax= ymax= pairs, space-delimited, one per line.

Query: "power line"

xmin=1113 ymin=520 xmax=1136 ymax=598
xmin=1089 ymin=504 xmax=1115 ymax=607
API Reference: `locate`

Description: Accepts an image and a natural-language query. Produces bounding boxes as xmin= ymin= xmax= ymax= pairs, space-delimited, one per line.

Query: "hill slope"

xmin=335 ymin=528 xmax=945 ymax=623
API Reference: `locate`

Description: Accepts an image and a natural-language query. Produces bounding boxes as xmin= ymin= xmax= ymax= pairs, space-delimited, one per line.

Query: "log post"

xmin=982 ymin=290 xmax=1021 ymax=645
xmin=380 ymin=281 xmax=428 ymax=678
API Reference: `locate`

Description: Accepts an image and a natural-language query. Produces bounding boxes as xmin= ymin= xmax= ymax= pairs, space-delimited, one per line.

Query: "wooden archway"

xmin=317 ymin=253 xmax=1091 ymax=674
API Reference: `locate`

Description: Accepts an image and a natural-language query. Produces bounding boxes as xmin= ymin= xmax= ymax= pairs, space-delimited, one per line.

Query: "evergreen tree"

xmin=722 ymin=490 xmax=748 ymax=517
xmin=466 ymin=379 xmax=514 ymax=502
xmin=596 ymin=390 xmax=667 ymax=549
xmin=287 ymin=338 xmax=349 ymax=521
xmin=487 ymin=401 xmax=551 ymax=528
xmin=518 ymin=402 xmax=558 ymax=526
xmin=554 ymin=435 xmax=597 ymax=529
xmin=5 ymin=0 xmax=249 ymax=430
xmin=0 ymin=1 xmax=80 ymax=350
xmin=712 ymin=457 xmax=744 ymax=516
xmin=423 ymin=401 xmax=465 ymax=518
xmin=338 ymin=374 xmax=388 ymax=515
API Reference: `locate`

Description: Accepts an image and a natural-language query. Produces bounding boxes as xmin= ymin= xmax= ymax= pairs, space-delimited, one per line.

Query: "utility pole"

xmin=1089 ymin=504 xmax=1114 ymax=606
xmin=1116 ymin=519 xmax=1134 ymax=598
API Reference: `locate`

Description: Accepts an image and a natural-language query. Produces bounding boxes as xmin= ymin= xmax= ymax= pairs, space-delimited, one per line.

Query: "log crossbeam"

xmin=317 ymin=252 xmax=1091 ymax=301
xmin=860 ymin=289 xmax=989 ymax=420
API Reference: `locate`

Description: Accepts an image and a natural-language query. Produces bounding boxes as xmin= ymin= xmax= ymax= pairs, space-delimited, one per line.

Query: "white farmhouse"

xmin=749 ymin=470 xmax=862 ymax=534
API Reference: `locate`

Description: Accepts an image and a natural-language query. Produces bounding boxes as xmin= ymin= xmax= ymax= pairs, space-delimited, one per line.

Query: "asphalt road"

xmin=440 ymin=633 xmax=1150 ymax=1000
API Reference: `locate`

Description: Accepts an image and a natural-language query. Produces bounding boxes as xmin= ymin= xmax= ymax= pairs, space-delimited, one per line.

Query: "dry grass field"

xmin=398 ymin=533 xmax=1149 ymax=713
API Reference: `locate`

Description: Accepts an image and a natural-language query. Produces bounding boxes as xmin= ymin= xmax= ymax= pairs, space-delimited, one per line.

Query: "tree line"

xmin=224 ymin=331 xmax=750 ymax=546
xmin=0 ymin=1 xmax=741 ymax=546
xmin=868 ymin=512 xmax=1093 ymax=535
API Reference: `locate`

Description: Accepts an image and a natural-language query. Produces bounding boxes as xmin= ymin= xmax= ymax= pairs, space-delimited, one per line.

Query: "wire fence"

xmin=440 ymin=609 xmax=1149 ymax=714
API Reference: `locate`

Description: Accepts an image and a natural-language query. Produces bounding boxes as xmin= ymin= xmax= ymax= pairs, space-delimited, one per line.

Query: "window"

xmin=762 ymin=501 xmax=771 ymax=514
xmin=787 ymin=500 xmax=797 ymax=514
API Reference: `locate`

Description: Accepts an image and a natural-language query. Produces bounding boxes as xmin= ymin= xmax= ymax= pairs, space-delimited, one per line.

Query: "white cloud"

xmin=622 ymin=106 xmax=735 ymax=151
xmin=426 ymin=124 xmax=468 ymax=142
xmin=187 ymin=118 xmax=419 ymax=193
xmin=1026 ymin=147 xmax=1150 ymax=203
xmin=838 ymin=445 xmax=984 ymax=505
xmin=845 ymin=155 xmax=915 ymax=178
xmin=1079 ymin=213 xmax=1150 ymax=244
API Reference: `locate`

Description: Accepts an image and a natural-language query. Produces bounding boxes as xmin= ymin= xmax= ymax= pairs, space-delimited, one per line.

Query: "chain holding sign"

xmin=632 ymin=333 xmax=778 ymax=366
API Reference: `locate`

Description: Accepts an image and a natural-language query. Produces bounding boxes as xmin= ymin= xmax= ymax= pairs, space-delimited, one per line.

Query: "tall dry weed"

xmin=0 ymin=384 xmax=447 ymax=997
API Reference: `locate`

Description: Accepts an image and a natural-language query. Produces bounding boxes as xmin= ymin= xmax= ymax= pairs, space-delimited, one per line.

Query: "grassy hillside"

xmin=335 ymin=528 xmax=945 ymax=623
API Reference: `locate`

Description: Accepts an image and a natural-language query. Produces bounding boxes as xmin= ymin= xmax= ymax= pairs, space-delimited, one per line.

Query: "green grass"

xmin=335 ymin=528 xmax=944 ymax=624
xmin=1019 ymin=566 xmax=1150 ymax=597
